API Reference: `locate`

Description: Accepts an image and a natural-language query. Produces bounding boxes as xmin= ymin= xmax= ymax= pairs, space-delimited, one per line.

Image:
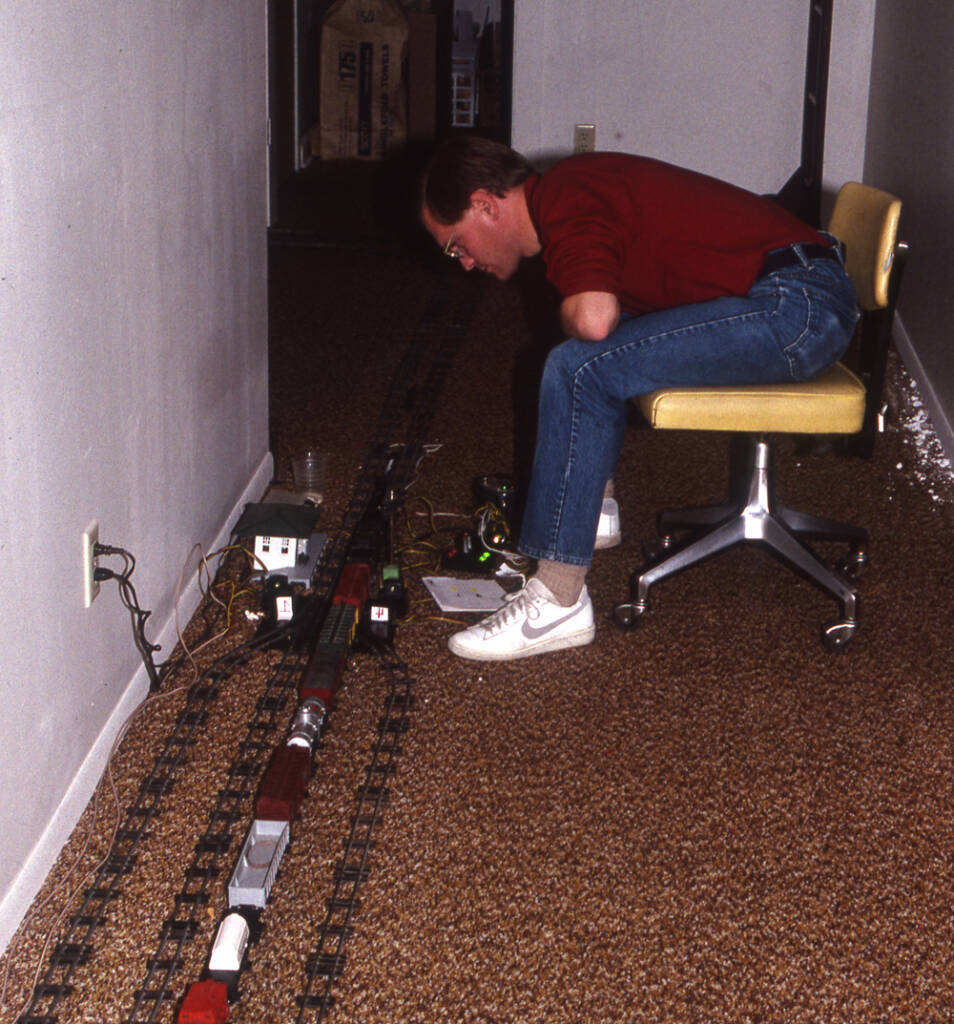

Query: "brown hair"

xmin=420 ymin=136 xmax=534 ymax=225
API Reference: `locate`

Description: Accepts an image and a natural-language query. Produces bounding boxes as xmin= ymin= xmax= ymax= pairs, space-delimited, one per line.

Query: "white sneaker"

xmin=447 ymin=577 xmax=595 ymax=661
xmin=594 ymin=497 xmax=621 ymax=550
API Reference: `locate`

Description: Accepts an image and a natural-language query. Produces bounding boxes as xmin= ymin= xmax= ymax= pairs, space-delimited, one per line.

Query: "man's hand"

xmin=560 ymin=291 xmax=621 ymax=341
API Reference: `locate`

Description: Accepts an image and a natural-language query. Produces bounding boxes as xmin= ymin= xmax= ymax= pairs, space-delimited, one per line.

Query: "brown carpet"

xmin=3 ymin=171 xmax=954 ymax=1024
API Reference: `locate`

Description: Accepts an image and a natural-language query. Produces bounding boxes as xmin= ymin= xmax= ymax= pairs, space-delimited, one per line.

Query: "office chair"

xmin=612 ymin=182 xmax=906 ymax=650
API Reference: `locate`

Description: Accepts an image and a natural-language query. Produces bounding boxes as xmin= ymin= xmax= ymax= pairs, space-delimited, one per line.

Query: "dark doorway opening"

xmin=267 ymin=1 xmax=514 ymax=237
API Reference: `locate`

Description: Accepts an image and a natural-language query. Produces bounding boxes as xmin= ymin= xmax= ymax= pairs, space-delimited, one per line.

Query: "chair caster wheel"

xmin=835 ymin=547 xmax=868 ymax=584
xmin=821 ymin=619 xmax=856 ymax=652
xmin=641 ymin=536 xmax=673 ymax=564
xmin=612 ymin=601 xmax=644 ymax=631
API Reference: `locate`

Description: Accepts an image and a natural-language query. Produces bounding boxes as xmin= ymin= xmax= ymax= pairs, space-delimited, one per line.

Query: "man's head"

xmin=419 ymin=136 xmax=540 ymax=279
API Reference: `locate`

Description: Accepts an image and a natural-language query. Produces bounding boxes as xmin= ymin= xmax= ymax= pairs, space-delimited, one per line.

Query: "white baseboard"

xmin=893 ymin=313 xmax=954 ymax=464
xmin=0 ymin=450 xmax=274 ymax=956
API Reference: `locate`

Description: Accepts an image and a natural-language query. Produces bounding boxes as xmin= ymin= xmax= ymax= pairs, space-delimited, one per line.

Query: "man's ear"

xmin=468 ymin=189 xmax=500 ymax=221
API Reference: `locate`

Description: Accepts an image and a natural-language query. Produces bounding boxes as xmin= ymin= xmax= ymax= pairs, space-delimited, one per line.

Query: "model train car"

xmin=177 ymin=559 xmax=374 ymax=1023
xmin=178 ymin=977 xmax=230 ymax=1023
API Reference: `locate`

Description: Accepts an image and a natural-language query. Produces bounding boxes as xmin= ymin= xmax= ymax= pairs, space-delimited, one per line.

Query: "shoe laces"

xmin=480 ymin=585 xmax=544 ymax=638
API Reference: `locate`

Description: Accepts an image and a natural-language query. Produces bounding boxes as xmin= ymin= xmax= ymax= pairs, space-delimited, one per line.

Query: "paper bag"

xmin=318 ymin=0 xmax=408 ymax=160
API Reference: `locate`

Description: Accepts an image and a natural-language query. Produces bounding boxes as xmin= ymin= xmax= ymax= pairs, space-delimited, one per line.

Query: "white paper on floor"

xmin=422 ymin=576 xmax=507 ymax=613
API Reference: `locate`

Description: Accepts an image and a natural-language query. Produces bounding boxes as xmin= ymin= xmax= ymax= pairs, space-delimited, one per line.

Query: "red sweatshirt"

xmin=525 ymin=153 xmax=827 ymax=315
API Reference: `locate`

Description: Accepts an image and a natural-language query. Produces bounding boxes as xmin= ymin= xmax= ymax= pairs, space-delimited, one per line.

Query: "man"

xmin=420 ymin=136 xmax=859 ymax=661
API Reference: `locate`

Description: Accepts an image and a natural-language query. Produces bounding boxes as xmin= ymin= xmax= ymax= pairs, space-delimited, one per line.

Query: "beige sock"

xmin=534 ymin=559 xmax=588 ymax=607
xmin=603 ymin=478 xmax=615 ymax=501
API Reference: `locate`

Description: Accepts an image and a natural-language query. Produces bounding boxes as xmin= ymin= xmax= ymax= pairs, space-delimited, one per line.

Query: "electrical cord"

xmin=474 ymin=503 xmax=531 ymax=572
xmin=168 ymin=543 xmax=264 ymax=682
xmin=93 ymin=544 xmax=162 ymax=692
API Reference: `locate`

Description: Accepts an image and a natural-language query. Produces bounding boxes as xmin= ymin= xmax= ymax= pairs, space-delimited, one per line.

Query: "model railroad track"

xmin=295 ymin=646 xmax=415 ymax=1023
xmin=13 ymin=630 xmax=288 ymax=1024
xmin=14 ymin=278 xmax=478 ymax=1024
xmin=120 ymin=644 xmax=310 ymax=1024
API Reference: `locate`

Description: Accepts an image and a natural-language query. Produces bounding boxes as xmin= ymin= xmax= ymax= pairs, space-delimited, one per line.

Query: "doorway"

xmin=267 ymin=0 xmax=514 ymax=231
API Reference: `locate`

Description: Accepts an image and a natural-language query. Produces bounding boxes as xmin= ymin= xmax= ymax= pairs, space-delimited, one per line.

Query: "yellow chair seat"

xmin=637 ymin=361 xmax=865 ymax=435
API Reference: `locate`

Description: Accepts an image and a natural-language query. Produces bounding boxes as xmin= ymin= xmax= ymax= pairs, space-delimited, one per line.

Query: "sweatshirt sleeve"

xmin=531 ymin=174 xmax=627 ymax=299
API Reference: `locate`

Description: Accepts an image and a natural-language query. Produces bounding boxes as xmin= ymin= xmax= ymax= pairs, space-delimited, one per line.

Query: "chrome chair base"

xmin=612 ymin=436 xmax=867 ymax=650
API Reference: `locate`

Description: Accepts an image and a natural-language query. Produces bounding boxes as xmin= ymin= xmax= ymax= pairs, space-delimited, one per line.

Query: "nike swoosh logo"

xmin=521 ymin=607 xmax=585 ymax=640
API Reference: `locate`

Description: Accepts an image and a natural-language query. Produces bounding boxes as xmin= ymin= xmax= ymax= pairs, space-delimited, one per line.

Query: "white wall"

xmin=0 ymin=1 xmax=271 ymax=952
xmin=512 ymin=0 xmax=875 ymax=196
xmin=825 ymin=0 xmax=880 ymax=198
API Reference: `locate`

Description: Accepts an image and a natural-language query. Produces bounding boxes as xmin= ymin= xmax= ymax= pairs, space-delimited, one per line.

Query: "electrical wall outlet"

xmin=574 ymin=123 xmax=596 ymax=154
xmin=83 ymin=520 xmax=100 ymax=607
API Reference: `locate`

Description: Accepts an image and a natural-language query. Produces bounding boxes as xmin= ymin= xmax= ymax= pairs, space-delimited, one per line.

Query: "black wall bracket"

xmin=775 ymin=0 xmax=834 ymax=228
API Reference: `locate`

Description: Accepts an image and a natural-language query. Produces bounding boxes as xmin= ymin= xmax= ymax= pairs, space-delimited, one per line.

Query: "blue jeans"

xmin=518 ymin=244 xmax=860 ymax=566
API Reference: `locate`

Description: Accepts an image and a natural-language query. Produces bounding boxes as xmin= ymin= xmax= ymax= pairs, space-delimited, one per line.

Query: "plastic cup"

xmin=291 ymin=451 xmax=326 ymax=504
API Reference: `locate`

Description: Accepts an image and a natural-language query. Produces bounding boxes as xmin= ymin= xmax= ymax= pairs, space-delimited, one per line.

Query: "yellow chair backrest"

xmin=827 ymin=182 xmax=902 ymax=312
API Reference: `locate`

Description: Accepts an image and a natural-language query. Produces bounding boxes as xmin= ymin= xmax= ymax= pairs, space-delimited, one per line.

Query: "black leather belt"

xmin=758 ymin=243 xmax=840 ymax=278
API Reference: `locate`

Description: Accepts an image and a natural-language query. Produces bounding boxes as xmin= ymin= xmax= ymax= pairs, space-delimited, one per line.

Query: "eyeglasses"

xmin=442 ymin=231 xmax=465 ymax=261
